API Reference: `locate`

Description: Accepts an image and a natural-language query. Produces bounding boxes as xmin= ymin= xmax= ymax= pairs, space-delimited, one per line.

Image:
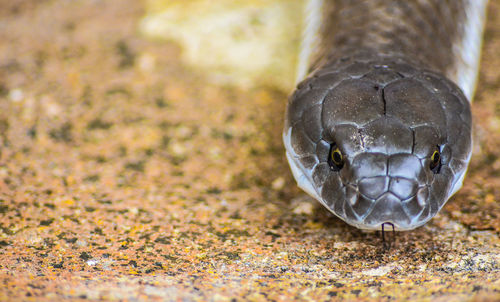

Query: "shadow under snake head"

xmin=283 ymin=57 xmax=472 ymax=230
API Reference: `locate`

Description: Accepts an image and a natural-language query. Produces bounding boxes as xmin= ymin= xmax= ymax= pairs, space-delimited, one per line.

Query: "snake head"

xmin=284 ymin=59 xmax=472 ymax=230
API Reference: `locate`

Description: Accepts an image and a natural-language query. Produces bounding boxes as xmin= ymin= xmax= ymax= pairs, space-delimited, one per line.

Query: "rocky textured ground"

xmin=0 ymin=0 xmax=498 ymax=301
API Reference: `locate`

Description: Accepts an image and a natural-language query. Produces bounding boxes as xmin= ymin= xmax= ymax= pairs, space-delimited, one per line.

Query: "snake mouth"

xmin=333 ymin=152 xmax=434 ymax=230
xmin=342 ymin=182 xmax=432 ymax=231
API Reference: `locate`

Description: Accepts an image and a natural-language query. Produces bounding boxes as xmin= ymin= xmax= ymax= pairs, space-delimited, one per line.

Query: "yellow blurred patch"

xmin=140 ymin=0 xmax=304 ymax=90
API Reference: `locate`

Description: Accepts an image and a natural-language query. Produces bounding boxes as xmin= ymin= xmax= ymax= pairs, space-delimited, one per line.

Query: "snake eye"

xmin=430 ymin=147 xmax=441 ymax=173
xmin=328 ymin=143 xmax=344 ymax=171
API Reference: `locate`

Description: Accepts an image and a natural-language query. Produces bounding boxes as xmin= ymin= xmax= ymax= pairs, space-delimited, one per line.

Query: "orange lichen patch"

xmin=0 ymin=0 xmax=498 ymax=301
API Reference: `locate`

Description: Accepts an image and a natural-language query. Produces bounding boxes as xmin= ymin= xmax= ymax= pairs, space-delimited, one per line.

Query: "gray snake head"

xmin=284 ymin=57 xmax=472 ymax=230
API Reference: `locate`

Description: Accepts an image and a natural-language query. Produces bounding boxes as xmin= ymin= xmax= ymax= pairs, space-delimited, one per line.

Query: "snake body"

xmin=284 ymin=0 xmax=488 ymax=230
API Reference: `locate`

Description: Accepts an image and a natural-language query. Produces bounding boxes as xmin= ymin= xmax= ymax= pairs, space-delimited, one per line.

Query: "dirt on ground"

xmin=0 ymin=0 xmax=498 ymax=301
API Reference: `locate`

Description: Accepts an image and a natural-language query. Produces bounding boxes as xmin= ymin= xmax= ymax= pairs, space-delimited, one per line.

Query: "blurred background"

xmin=0 ymin=0 xmax=498 ymax=300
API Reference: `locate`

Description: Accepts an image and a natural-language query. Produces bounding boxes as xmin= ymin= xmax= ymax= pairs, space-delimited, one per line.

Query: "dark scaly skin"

xmin=309 ymin=0 xmax=468 ymax=76
xmin=284 ymin=1 xmax=473 ymax=230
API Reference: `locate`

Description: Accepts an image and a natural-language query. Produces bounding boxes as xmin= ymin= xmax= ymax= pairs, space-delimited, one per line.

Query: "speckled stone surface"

xmin=0 ymin=1 xmax=499 ymax=301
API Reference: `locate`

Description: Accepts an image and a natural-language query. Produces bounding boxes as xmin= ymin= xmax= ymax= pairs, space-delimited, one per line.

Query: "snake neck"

xmin=300 ymin=0 xmax=488 ymax=100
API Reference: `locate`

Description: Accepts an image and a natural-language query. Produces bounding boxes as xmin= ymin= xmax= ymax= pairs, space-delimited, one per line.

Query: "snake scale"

xmin=283 ymin=0 xmax=488 ymax=230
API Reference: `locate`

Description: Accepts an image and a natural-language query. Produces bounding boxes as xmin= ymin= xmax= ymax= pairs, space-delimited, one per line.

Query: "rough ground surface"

xmin=0 ymin=0 xmax=499 ymax=301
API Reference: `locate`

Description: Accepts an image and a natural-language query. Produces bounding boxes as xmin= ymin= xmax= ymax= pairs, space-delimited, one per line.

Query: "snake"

xmin=283 ymin=0 xmax=488 ymax=231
